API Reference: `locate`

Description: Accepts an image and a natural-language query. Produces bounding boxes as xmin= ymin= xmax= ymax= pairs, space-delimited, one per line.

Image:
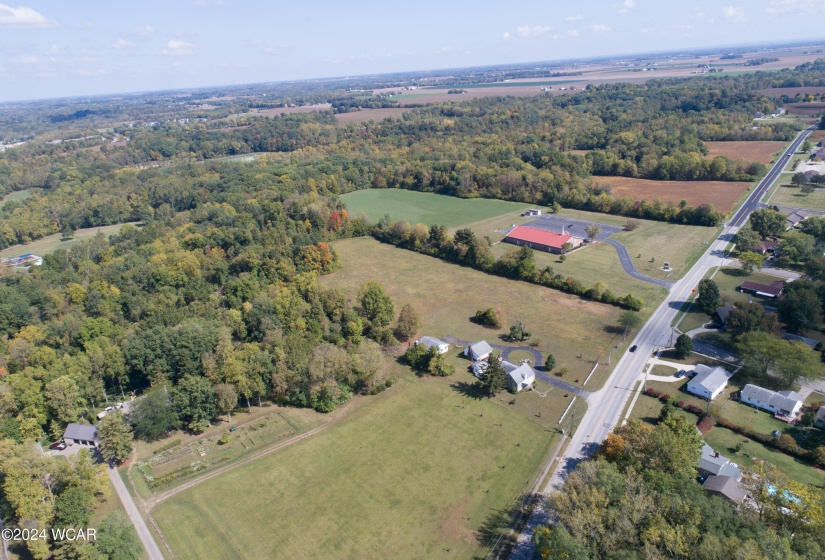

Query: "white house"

xmin=687 ymin=365 xmax=733 ymax=401
xmin=464 ymin=341 xmax=493 ymax=361
xmin=522 ymin=209 xmax=542 ymax=217
xmin=416 ymin=336 xmax=449 ymax=355
xmin=63 ymin=423 xmax=99 ymax=447
xmin=502 ymin=361 xmax=536 ymax=392
xmin=740 ymin=384 xmax=804 ymax=420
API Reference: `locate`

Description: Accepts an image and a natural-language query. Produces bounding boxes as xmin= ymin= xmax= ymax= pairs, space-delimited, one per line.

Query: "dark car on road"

xmin=629 ymin=345 xmax=638 ymax=352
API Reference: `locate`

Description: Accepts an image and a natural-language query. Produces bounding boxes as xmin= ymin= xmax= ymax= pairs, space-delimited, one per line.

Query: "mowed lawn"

xmin=324 ymin=238 xmax=624 ymax=382
xmin=0 ymin=223 xmax=136 ymax=259
xmin=340 ymin=188 xmax=532 ymax=228
xmin=768 ymin=184 xmax=825 ymax=211
xmin=152 ymin=376 xmax=556 ymax=560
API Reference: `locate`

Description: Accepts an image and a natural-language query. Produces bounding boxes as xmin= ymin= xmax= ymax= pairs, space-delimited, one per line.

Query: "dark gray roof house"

xmin=703 ymin=475 xmax=747 ymax=503
xmin=716 ymin=305 xmax=737 ymax=326
xmin=699 ymin=443 xmax=742 ymax=479
xmin=63 ymin=423 xmax=99 ymax=446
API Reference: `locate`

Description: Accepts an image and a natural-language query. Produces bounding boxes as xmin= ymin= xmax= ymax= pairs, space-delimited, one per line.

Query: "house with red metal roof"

xmin=503 ymin=225 xmax=583 ymax=254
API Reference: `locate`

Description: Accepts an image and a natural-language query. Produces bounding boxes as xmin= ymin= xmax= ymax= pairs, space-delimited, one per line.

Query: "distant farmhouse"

xmin=739 ymin=280 xmax=785 ymax=299
xmin=687 ymin=364 xmax=733 ymax=401
xmin=503 ymin=225 xmax=583 ymax=254
xmin=0 ymin=253 xmax=43 ymax=267
xmin=415 ymin=336 xmax=449 ymax=355
xmin=740 ymin=384 xmax=803 ymax=422
xmin=522 ymin=209 xmax=542 ymax=217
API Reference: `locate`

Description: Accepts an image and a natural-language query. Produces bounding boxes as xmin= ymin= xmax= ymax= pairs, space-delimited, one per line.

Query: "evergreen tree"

xmin=97 ymin=414 xmax=133 ymax=464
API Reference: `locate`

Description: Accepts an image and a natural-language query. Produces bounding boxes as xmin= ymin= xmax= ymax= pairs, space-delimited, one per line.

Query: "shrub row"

xmin=373 ymin=225 xmax=644 ymax=311
xmin=152 ymin=438 xmax=182 ymax=454
xmin=643 ymin=388 xmax=824 ymax=466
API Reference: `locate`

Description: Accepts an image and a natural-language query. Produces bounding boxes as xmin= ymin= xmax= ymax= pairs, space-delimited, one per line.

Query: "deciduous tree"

xmin=695 ymin=279 xmax=721 ymax=315
xmin=97 ymin=413 xmax=133 ymax=464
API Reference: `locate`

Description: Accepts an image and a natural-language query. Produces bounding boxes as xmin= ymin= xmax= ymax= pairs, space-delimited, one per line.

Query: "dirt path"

xmin=144 ymin=401 xmax=353 ymax=508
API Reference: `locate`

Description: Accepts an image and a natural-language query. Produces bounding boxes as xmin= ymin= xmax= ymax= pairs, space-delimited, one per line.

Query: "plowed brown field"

xmin=704 ymin=141 xmax=786 ymax=164
xmin=593 ymin=176 xmax=750 ymax=213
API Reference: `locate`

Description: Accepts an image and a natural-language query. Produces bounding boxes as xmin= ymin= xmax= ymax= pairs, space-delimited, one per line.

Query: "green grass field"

xmin=152 ymin=375 xmax=557 ymax=559
xmin=0 ymin=223 xmax=136 ymax=259
xmin=324 ymin=238 xmax=625 ymax=388
xmin=339 ymin=189 xmax=532 ymax=228
xmin=766 ymin=184 xmax=825 ymax=211
xmin=0 ymin=188 xmax=35 ymax=208
xmin=704 ymin=426 xmax=825 ymax=488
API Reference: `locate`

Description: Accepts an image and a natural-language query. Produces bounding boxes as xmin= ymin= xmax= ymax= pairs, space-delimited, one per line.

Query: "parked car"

xmin=629 ymin=345 xmax=638 ymax=353
xmin=675 ymin=370 xmax=686 ymax=378
xmin=49 ymin=441 xmax=66 ymax=451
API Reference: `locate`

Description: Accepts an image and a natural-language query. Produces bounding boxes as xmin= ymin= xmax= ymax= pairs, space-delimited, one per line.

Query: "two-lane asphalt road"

xmin=510 ymin=125 xmax=816 ymax=559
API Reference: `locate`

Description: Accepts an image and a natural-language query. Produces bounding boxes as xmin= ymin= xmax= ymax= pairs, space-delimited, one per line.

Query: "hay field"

xmin=592 ymin=176 xmax=751 ymax=213
xmin=704 ymin=141 xmax=786 ymax=164
xmin=333 ymin=108 xmax=412 ymax=123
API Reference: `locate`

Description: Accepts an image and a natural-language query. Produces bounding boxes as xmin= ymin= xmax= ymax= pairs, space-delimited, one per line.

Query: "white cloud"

xmin=722 ymin=6 xmax=746 ymax=21
xmin=617 ymin=0 xmax=636 ymax=14
xmin=0 ymin=3 xmax=53 ymax=27
xmin=114 ymin=38 xmax=135 ymax=50
xmin=766 ymin=0 xmax=824 ymax=14
xmin=591 ymin=24 xmax=611 ymax=32
xmin=134 ymin=25 xmax=154 ymax=36
xmin=158 ymin=39 xmax=197 ymax=56
xmin=566 ymin=14 xmax=583 ymax=21
xmin=567 ymin=29 xmax=579 ymax=37
xmin=503 ymin=25 xmax=553 ymax=40
xmin=516 ymin=25 xmax=552 ymax=37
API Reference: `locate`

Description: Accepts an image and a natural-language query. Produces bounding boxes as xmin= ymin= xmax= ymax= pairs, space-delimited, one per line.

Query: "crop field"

xmin=324 ymin=238 xmax=625 ymax=385
xmin=703 ymin=141 xmax=786 ymax=164
xmin=152 ymin=375 xmax=557 ymax=559
xmin=785 ymin=103 xmax=825 ymax=116
xmin=767 ymin=184 xmax=825 ymax=211
xmin=340 ymin=188 xmax=531 ymax=227
xmin=810 ymin=130 xmax=825 ymax=143
xmin=333 ymin=108 xmax=412 ymax=123
xmin=758 ymin=87 xmax=825 ymax=97
xmin=592 ymin=176 xmax=751 ymax=214
xmin=0 ymin=223 xmax=136 ymax=260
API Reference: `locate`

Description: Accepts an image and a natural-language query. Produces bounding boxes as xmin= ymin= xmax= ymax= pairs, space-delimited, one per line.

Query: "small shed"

xmin=687 ymin=365 xmax=732 ymax=401
xmin=63 ymin=423 xmax=99 ymax=447
xmin=416 ymin=336 xmax=449 ymax=355
xmin=464 ymin=341 xmax=493 ymax=361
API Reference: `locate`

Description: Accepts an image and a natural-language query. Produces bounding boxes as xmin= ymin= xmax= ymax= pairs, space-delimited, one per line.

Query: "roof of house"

xmin=700 ymin=443 xmax=731 ymax=476
xmin=467 ymin=340 xmax=493 ymax=357
xmin=502 ymin=361 xmax=536 ymax=385
xmin=741 ymin=384 xmax=803 ymax=413
xmin=504 ymin=225 xmax=573 ymax=249
xmin=418 ymin=336 xmax=447 ymax=349
xmin=781 ymin=332 xmax=819 ymax=349
xmin=740 ymin=280 xmax=785 ymax=297
xmin=690 ymin=364 xmax=732 ymax=394
xmin=703 ymin=475 xmax=747 ymax=503
xmin=786 ymin=210 xmax=809 ymax=228
xmin=64 ymin=423 xmax=98 ymax=442
xmin=816 ymin=407 xmax=825 ymax=422
xmin=804 ymin=170 xmax=820 ymax=177
xmin=716 ymin=305 xmax=737 ymax=324
xmin=753 ymin=240 xmax=780 ymax=253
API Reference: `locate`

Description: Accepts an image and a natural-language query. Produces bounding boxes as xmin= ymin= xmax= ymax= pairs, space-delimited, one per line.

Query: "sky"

xmin=0 ymin=0 xmax=824 ymax=102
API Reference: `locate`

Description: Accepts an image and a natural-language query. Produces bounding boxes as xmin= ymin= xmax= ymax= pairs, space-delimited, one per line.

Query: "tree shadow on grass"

xmin=451 ymin=380 xmax=487 ymax=400
xmin=720 ymin=267 xmax=749 ymax=278
xmin=472 ymin=495 xmax=538 ymax=560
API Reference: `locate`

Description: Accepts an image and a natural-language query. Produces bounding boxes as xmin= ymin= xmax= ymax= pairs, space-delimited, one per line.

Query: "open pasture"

xmin=340 ymin=188 xmax=531 ymax=228
xmin=704 ymin=141 xmax=786 ymax=164
xmin=152 ymin=375 xmax=557 ymax=560
xmin=768 ymin=184 xmax=825 ymax=211
xmin=592 ymin=176 xmax=751 ymax=214
xmin=324 ymin=237 xmax=624 ymax=383
xmin=0 ymin=223 xmax=136 ymax=259
xmin=333 ymin=108 xmax=412 ymax=123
